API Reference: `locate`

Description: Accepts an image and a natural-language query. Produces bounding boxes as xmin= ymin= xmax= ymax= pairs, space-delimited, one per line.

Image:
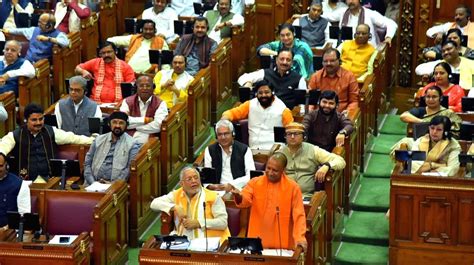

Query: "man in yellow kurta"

xmin=150 ymin=166 xmax=230 ymax=243
xmin=231 ymin=153 xmax=307 ymax=250
xmin=339 ymin=23 xmax=377 ymax=81
xmin=153 ymin=54 xmax=194 ymax=108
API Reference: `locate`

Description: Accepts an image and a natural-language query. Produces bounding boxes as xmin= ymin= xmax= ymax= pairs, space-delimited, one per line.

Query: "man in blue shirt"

xmin=2 ymin=13 xmax=69 ymax=62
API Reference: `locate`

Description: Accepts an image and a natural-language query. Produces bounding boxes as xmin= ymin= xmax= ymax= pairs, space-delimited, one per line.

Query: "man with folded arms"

xmin=151 ymin=166 xmax=230 ymax=243
xmin=231 ymin=153 xmax=307 ymax=251
xmin=277 ymin=122 xmax=346 ymax=195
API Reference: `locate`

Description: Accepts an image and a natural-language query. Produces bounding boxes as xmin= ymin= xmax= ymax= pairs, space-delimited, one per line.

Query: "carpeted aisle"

xmin=334 ymin=114 xmax=406 ymax=264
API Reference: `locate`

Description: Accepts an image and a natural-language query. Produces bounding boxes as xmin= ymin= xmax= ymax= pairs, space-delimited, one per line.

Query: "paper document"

xmin=49 ymin=235 xmax=78 ymax=245
xmin=160 ymin=241 xmax=190 ymax=250
xmin=85 ymin=182 xmax=111 ymax=192
xmin=188 ymin=237 xmax=220 ymax=252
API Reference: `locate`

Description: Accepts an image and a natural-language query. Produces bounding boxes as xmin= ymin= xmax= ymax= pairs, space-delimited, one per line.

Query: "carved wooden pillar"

xmin=398 ymin=0 xmax=414 ymax=87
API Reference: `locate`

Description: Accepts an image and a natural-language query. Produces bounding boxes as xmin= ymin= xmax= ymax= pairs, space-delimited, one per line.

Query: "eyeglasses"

xmin=355 ymin=32 xmax=369 ymax=36
xmin=285 ymin=132 xmax=303 ymax=137
xmin=217 ymin=132 xmax=232 ymax=138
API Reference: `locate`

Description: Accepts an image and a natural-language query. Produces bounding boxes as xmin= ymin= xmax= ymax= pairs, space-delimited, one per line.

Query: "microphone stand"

xmin=276 ymin=206 xmax=282 ymax=256
xmin=203 ymin=202 xmax=208 ymax=252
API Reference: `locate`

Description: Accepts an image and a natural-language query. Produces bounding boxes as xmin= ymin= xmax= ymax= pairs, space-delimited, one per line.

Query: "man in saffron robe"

xmin=231 ymin=153 xmax=307 ymax=250
xmin=75 ymin=41 xmax=135 ymax=103
xmin=151 ymin=166 xmax=231 ymax=243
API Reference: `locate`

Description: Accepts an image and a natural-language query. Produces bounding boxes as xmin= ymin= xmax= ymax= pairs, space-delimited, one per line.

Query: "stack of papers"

xmin=160 ymin=241 xmax=190 ymax=250
xmin=188 ymin=237 xmax=220 ymax=252
xmin=85 ymin=182 xmax=111 ymax=192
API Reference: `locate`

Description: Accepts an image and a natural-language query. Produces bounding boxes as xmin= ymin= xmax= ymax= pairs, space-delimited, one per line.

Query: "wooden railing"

xmin=80 ymin=12 xmax=100 ymax=61
xmin=18 ymin=59 xmax=51 ymax=121
xmin=0 ymin=91 xmax=16 ymax=137
xmin=210 ymin=38 xmax=234 ymax=124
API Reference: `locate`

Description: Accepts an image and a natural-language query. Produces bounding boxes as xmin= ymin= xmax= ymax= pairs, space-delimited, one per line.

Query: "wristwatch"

xmin=338 ymin=129 xmax=347 ymax=135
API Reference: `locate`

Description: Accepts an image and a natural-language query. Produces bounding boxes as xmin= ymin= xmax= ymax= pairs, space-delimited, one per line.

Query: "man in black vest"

xmin=237 ymin=49 xmax=307 ymax=109
xmin=55 ymin=75 xmax=102 ymax=136
xmin=0 ymin=103 xmax=94 ymax=180
xmin=204 ymin=119 xmax=255 ymax=192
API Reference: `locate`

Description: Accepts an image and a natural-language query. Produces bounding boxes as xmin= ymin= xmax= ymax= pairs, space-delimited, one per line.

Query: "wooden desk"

xmin=0 ymin=232 xmax=91 ymax=265
xmin=0 ymin=91 xmax=16 ymax=137
xmin=139 ymin=237 xmax=304 ymax=264
xmin=390 ymin=165 xmax=474 ymax=264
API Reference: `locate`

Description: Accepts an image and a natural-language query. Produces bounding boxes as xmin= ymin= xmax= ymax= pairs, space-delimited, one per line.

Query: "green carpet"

xmin=378 ymin=114 xmax=407 ymax=135
xmin=342 ymin=211 xmax=389 ymax=246
xmin=334 ymin=242 xmax=388 ymax=265
xmin=351 ymin=177 xmax=390 ymax=212
xmin=128 ymin=214 xmax=162 ymax=264
xmin=363 ymin=153 xmax=394 ymax=178
xmin=368 ymin=134 xmax=404 ymax=155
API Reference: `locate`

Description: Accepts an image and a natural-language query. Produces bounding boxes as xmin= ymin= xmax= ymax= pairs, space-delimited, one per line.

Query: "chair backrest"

xmin=413 ymin=122 xmax=430 ymax=140
xmin=226 ymin=207 xmax=241 ymax=236
xmin=46 ymin=196 xmax=97 ymax=235
xmin=235 ymin=119 xmax=249 ymax=146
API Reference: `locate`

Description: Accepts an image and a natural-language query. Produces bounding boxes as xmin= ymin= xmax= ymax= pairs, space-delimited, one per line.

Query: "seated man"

xmin=54 ymin=75 xmax=102 ymax=136
xmin=153 ymin=54 xmax=194 ymax=108
xmin=426 ymin=4 xmax=474 ymax=49
xmin=237 ymin=49 xmax=307 ymax=110
xmin=0 ymin=0 xmax=34 ymax=29
xmin=151 ymin=166 xmax=231 ymax=243
xmin=221 ymin=80 xmax=294 ymax=150
xmin=423 ymin=28 xmax=474 ymax=61
xmin=323 ymin=0 xmax=397 ymax=47
xmin=0 ymin=40 xmax=35 ymax=96
xmin=84 ymin=111 xmax=141 ymax=185
xmin=416 ymin=40 xmax=474 ymax=91
xmin=308 ymin=48 xmax=359 ymax=112
xmin=204 ymin=0 xmax=244 ymax=43
xmin=3 ymin=13 xmax=70 ymax=62
xmin=0 ymin=103 xmax=94 ymax=181
xmin=0 ymin=103 xmax=6 ymax=121
xmin=54 ymin=0 xmax=91 ymax=33
xmin=107 ymin=20 xmax=168 ymax=74
xmin=119 ymin=75 xmax=168 ymax=144
xmin=339 ymin=23 xmax=377 ymax=81
xmin=141 ymin=0 xmax=179 ymax=43
xmin=231 ymin=153 xmax=307 ymax=250
xmin=277 ymin=122 xmax=345 ymax=196
xmin=75 ymin=41 xmax=136 ymax=103
xmin=400 ymin=86 xmax=462 ymax=133
xmin=0 ymin=152 xmax=30 ymax=228
xmin=303 ymin=90 xmax=354 ymax=152
xmin=292 ymin=1 xmax=331 ymax=47
xmin=257 ymin=23 xmax=313 ymax=79
xmin=392 ymin=115 xmax=461 ymax=176
xmin=204 ymin=119 xmax=255 ymax=192
xmin=170 ymin=0 xmax=199 ymax=16
xmin=174 ymin=16 xmax=218 ymax=76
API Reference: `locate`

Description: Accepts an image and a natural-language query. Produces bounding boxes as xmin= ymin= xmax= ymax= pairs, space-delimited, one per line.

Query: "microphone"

xmin=276 ymin=206 xmax=282 ymax=256
xmin=203 ymin=202 xmax=208 ymax=252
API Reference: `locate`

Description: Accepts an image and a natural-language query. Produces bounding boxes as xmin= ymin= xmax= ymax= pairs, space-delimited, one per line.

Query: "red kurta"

xmin=235 ymin=173 xmax=307 ymax=249
xmin=79 ymin=58 xmax=136 ymax=103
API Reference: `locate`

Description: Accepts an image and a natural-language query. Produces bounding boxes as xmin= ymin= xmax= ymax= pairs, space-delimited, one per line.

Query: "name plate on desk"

xmin=22 ymin=245 xmax=44 ymax=250
xmin=170 ymin=252 xmax=191 ymax=258
xmin=243 ymin=256 xmax=265 ymax=262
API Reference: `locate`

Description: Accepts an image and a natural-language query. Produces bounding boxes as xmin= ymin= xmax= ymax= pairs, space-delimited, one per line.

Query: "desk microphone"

xmin=203 ymin=202 xmax=208 ymax=252
xmin=276 ymin=206 xmax=282 ymax=256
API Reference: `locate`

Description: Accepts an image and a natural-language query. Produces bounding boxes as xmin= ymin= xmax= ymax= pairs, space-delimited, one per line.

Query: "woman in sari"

xmin=257 ymin=23 xmax=313 ymax=78
xmin=400 ymin=85 xmax=462 ymax=133
xmin=417 ymin=62 xmax=465 ymax=112
xmin=392 ymin=115 xmax=461 ymax=176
